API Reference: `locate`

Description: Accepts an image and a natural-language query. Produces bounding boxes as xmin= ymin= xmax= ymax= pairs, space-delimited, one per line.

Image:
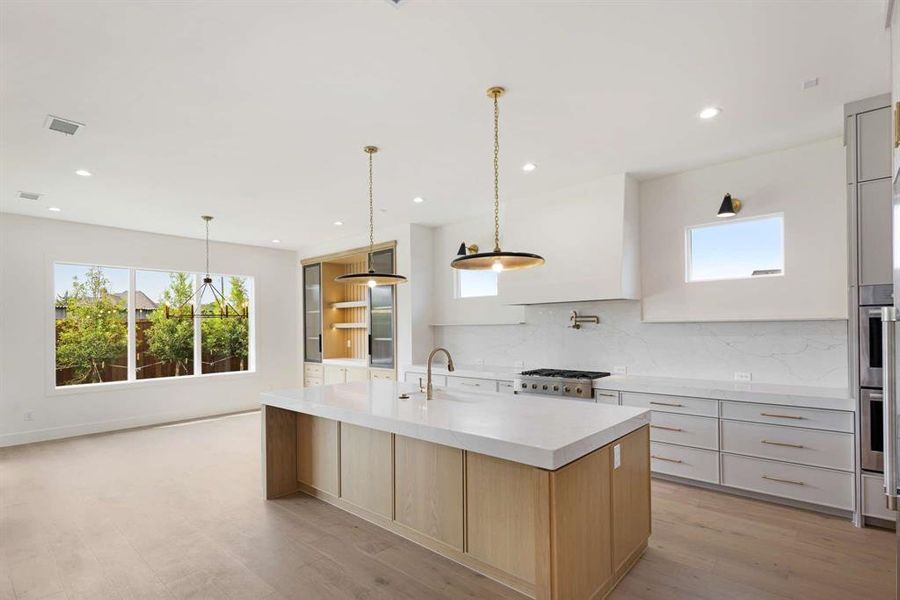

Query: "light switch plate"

xmin=734 ymin=372 xmax=752 ymax=382
xmin=613 ymin=365 xmax=627 ymax=375
xmin=613 ymin=444 xmax=621 ymax=469
xmin=513 ymin=360 xmax=524 ymax=368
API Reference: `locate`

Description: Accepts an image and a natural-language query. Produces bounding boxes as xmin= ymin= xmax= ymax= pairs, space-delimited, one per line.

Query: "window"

xmin=55 ymin=264 xmax=129 ymax=386
xmin=456 ymin=270 xmax=498 ymax=298
xmin=53 ymin=262 xmax=254 ymax=388
xmin=686 ymin=214 xmax=784 ymax=283
xmin=136 ymin=270 xmax=195 ymax=379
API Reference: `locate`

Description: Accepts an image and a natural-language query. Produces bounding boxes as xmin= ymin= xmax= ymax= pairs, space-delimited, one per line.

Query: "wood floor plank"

xmin=0 ymin=411 xmax=894 ymax=600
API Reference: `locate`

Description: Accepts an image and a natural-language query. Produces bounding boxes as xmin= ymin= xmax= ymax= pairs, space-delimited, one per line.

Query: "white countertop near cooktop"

xmin=262 ymin=380 xmax=649 ymax=470
xmin=595 ymin=375 xmax=853 ymax=411
xmin=401 ymin=364 xmax=519 ymax=381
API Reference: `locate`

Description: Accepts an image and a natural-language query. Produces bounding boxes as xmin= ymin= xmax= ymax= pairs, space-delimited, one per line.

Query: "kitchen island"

xmin=262 ymin=380 xmax=651 ymax=600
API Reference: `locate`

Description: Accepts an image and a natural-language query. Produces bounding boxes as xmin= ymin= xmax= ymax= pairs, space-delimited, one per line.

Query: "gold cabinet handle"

xmin=460 ymin=382 xmax=480 ymax=387
xmin=651 ymin=454 xmax=683 ymax=464
xmin=762 ymin=475 xmax=805 ymax=486
xmin=761 ymin=440 xmax=805 ymax=449
xmin=650 ymin=425 xmax=683 ymax=432
xmin=760 ymin=412 xmax=804 ymax=420
xmin=650 ymin=401 xmax=684 ymax=407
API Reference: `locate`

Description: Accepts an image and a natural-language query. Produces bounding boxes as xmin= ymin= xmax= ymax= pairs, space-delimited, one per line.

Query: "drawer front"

xmin=622 ymin=392 xmax=717 ymax=417
xmin=721 ymin=420 xmax=853 ymax=471
xmin=447 ymin=376 xmax=498 ymax=392
xmin=370 ymin=369 xmax=396 ymax=381
xmin=862 ymin=473 xmax=896 ymax=521
xmin=721 ymin=454 xmax=854 ymax=510
xmin=720 ymin=401 xmax=853 ymax=433
xmin=497 ymin=380 xmax=515 ymax=393
xmin=650 ymin=442 xmax=719 ymax=484
xmin=649 ymin=412 xmax=718 ymax=450
xmin=594 ymin=389 xmax=620 ymax=405
xmin=304 ymin=363 xmax=324 ymax=378
xmin=304 ymin=377 xmax=323 ymax=387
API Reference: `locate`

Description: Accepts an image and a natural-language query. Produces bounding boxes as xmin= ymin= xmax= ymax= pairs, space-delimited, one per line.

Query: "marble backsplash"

xmin=432 ymin=301 xmax=849 ymax=387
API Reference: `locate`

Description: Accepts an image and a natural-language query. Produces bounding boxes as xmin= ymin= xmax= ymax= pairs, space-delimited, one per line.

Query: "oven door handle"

xmin=881 ymin=306 xmax=898 ymax=512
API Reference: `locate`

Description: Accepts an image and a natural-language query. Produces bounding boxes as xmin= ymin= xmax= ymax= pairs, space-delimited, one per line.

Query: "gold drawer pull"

xmin=760 ymin=412 xmax=804 ymax=420
xmin=650 ymin=425 xmax=683 ymax=432
xmin=460 ymin=382 xmax=481 ymax=387
xmin=650 ymin=401 xmax=684 ymax=407
xmin=762 ymin=475 xmax=805 ymax=486
xmin=651 ymin=454 xmax=683 ymax=464
xmin=761 ymin=439 xmax=805 ymax=449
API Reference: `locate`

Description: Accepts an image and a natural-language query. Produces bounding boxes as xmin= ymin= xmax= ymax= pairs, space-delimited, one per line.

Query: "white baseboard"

xmin=0 ymin=403 xmax=260 ymax=447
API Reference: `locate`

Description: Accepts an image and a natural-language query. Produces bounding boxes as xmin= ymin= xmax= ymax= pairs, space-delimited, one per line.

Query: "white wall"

xmin=0 ymin=214 xmax=299 ymax=446
xmin=639 ymin=137 xmax=848 ymax=322
xmin=433 ymin=300 xmax=848 ymax=387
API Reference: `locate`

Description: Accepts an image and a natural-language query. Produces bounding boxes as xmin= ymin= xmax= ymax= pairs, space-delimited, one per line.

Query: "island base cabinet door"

xmin=394 ymin=436 xmax=464 ymax=550
xmin=611 ymin=426 xmax=651 ymax=574
xmin=548 ymin=445 xmax=613 ymax=600
xmin=263 ymin=406 xmax=299 ymax=499
xmin=296 ymin=414 xmax=339 ymax=496
xmin=340 ymin=423 xmax=393 ymax=518
xmin=465 ymin=453 xmax=544 ymax=588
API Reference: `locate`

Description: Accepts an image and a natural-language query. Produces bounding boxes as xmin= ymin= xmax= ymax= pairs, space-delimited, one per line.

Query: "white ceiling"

xmin=0 ymin=1 xmax=891 ymax=250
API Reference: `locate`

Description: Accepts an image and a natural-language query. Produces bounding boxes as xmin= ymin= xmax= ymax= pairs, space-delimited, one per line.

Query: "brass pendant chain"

xmin=365 ymin=146 xmax=376 ymax=271
xmin=493 ymin=91 xmax=501 ymax=253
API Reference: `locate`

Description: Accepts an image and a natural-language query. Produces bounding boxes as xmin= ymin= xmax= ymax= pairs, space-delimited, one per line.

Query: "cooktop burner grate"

xmin=519 ymin=368 xmax=610 ymax=379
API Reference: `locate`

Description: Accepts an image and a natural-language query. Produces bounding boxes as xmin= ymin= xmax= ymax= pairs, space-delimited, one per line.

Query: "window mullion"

xmin=127 ymin=268 xmax=136 ymax=381
xmin=193 ymin=273 xmax=202 ymax=375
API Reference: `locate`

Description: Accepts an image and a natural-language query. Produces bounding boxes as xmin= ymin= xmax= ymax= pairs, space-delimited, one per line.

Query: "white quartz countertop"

xmin=402 ymin=364 xmax=518 ymax=382
xmin=595 ymin=375 xmax=854 ymax=411
xmin=262 ymin=381 xmax=649 ymax=470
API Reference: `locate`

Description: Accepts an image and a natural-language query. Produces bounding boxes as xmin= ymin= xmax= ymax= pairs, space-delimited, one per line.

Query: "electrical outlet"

xmin=613 ymin=365 xmax=627 ymax=375
xmin=346 ymin=339 xmax=351 ymax=349
xmin=513 ymin=360 xmax=524 ymax=369
xmin=23 ymin=411 xmax=33 ymax=421
xmin=613 ymin=444 xmax=621 ymax=469
xmin=474 ymin=358 xmax=484 ymax=368
xmin=734 ymin=372 xmax=752 ymax=382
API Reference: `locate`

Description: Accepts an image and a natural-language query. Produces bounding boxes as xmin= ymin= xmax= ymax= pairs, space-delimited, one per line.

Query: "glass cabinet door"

xmin=369 ymin=249 xmax=395 ymax=369
xmin=303 ymin=263 xmax=322 ymax=363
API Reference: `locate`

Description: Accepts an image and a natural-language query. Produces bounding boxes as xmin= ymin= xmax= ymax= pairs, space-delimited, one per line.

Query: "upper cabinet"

xmin=498 ymin=173 xmax=640 ymax=305
xmin=303 ymin=264 xmax=322 ymax=363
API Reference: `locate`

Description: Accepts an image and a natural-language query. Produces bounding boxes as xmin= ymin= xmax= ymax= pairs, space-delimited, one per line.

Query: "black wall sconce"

xmin=717 ymin=193 xmax=742 ymax=218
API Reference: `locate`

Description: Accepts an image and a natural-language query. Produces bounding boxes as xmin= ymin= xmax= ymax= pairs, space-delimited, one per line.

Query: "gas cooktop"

xmin=514 ymin=368 xmax=611 ymax=400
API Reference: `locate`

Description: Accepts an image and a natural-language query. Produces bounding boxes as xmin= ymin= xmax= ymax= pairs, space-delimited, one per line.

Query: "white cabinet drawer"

xmin=622 ymin=392 xmax=717 ymax=417
xmin=304 ymin=363 xmax=324 ymax=377
xmin=594 ymin=389 xmax=620 ymax=405
xmin=447 ymin=376 xmax=497 ymax=392
xmin=721 ymin=454 xmax=854 ymax=511
xmin=862 ymin=473 xmax=896 ymax=521
xmin=650 ymin=442 xmax=719 ymax=484
xmin=404 ymin=372 xmax=447 ymax=387
xmin=304 ymin=377 xmax=323 ymax=387
xmin=721 ymin=421 xmax=853 ymax=471
xmin=720 ymin=401 xmax=853 ymax=433
xmin=498 ymin=380 xmax=515 ymax=393
xmin=649 ymin=412 xmax=718 ymax=450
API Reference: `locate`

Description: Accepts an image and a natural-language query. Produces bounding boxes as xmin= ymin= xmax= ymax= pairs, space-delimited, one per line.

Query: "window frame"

xmin=684 ymin=212 xmax=785 ymax=284
xmin=454 ymin=268 xmax=499 ymax=299
xmin=47 ymin=260 xmax=256 ymax=395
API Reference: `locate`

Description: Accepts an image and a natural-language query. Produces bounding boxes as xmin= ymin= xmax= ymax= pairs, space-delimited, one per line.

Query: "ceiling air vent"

xmin=17 ymin=191 xmax=42 ymax=201
xmin=44 ymin=115 xmax=84 ymax=136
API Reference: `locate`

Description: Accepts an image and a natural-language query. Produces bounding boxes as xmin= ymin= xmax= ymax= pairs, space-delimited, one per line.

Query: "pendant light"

xmin=165 ymin=216 xmax=248 ymax=320
xmin=335 ymin=146 xmax=408 ymax=286
xmin=450 ymin=86 xmax=544 ymax=272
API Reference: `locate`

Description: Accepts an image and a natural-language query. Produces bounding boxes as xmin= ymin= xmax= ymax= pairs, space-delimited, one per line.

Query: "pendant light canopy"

xmin=450 ymin=86 xmax=544 ymax=272
xmin=335 ymin=146 xmax=408 ymax=287
xmin=164 ymin=216 xmax=248 ymax=320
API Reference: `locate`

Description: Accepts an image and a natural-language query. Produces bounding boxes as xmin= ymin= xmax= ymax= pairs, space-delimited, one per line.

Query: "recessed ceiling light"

xmin=522 ymin=162 xmax=537 ymax=172
xmin=333 ymin=220 xmax=343 ymax=226
xmin=75 ymin=169 xmax=92 ymax=177
xmin=271 ymin=239 xmax=281 ymax=244
xmin=413 ymin=196 xmax=424 ymax=204
xmin=48 ymin=207 xmax=61 ymax=212
xmin=698 ymin=106 xmax=722 ymax=120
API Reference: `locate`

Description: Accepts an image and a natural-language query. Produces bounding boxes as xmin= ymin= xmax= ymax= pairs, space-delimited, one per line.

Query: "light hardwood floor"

xmin=0 ymin=411 xmax=894 ymax=600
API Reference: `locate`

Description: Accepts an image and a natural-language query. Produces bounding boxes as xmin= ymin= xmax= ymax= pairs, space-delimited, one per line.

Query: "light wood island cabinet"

xmin=263 ymin=385 xmax=651 ymax=600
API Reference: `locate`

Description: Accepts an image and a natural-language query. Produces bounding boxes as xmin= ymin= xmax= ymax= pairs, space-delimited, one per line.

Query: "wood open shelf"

xmin=331 ymin=300 xmax=368 ymax=309
xmin=333 ymin=323 xmax=367 ymax=329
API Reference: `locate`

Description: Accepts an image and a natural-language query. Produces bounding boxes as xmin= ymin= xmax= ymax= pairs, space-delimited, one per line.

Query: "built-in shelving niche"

xmin=322 ymin=255 xmax=369 ymax=360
